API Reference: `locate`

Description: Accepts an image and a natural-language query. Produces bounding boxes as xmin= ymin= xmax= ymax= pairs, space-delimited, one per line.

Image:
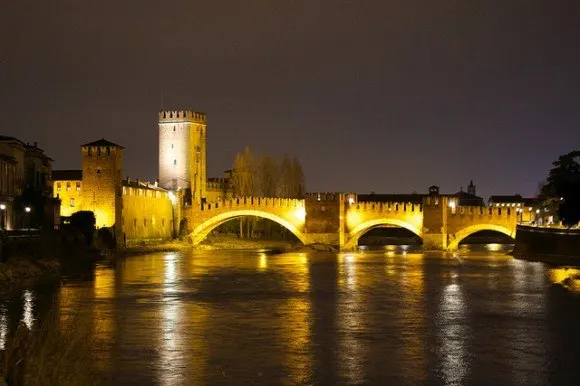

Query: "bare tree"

xmin=258 ymin=155 xmax=279 ymax=197
xmin=231 ymin=146 xmax=257 ymax=238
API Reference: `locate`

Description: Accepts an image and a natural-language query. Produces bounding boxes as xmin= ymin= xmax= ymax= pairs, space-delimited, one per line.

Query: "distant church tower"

xmin=80 ymin=139 xmax=124 ymax=231
xmin=467 ymin=180 xmax=476 ymax=196
xmin=158 ymin=110 xmax=207 ymax=203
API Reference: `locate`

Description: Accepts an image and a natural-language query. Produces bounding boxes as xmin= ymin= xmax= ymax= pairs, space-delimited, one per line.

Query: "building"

xmin=158 ymin=110 xmax=207 ymax=204
xmin=53 ymin=139 xmax=175 ymax=245
xmin=358 ymin=181 xmax=485 ymax=207
xmin=0 ymin=136 xmax=56 ymax=230
xmin=488 ymin=195 xmax=541 ymax=225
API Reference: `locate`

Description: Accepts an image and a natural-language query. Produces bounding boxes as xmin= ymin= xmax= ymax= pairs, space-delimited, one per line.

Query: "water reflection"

xmin=548 ymin=267 xmax=580 ymax=291
xmin=0 ymin=305 xmax=7 ymax=350
xmin=22 ymin=290 xmax=34 ymax=329
xmin=337 ymin=252 xmax=364 ymax=383
xmin=1 ymin=250 xmax=580 ymax=384
xmin=437 ymin=282 xmax=469 ymax=384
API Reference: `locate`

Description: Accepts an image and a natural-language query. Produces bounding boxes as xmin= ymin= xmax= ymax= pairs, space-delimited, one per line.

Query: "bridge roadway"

xmin=185 ymin=193 xmax=517 ymax=251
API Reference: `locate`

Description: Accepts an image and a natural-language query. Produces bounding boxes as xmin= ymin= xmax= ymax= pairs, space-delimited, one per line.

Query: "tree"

xmin=231 ymin=147 xmax=257 ymax=238
xmin=258 ymin=155 xmax=278 ymax=197
xmin=540 ymin=150 xmax=580 ymax=227
xmin=70 ymin=211 xmax=96 ymax=246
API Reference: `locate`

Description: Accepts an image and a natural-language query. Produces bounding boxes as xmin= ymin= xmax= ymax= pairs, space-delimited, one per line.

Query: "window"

xmin=162 ymin=218 xmax=165 ymax=227
xmin=106 ymin=147 xmax=110 ymax=156
xmin=70 ymin=198 xmax=75 ymax=207
xmin=171 ymin=144 xmax=174 ymax=149
xmin=143 ymin=218 xmax=147 ymax=227
xmin=88 ymin=148 xmax=92 ymax=156
xmin=174 ymin=159 xmax=177 ymax=165
xmin=56 ymin=183 xmax=61 ymax=192
xmin=66 ymin=182 xmax=71 ymax=191
xmin=97 ymin=147 xmax=101 ymax=156
xmin=96 ymin=169 xmax=101 ymax=175
xmin=76 ymin=182 xmax=81 ymax=191
xmin=133 ymin=218 xmax=137 ymax=228
xmin=173 ymin=126 xmax=176 ymax=132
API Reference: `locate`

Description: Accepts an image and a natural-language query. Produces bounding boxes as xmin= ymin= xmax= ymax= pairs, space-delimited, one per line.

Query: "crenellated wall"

xmin=120 ymin=183 xmax=174 ymax=245
xmin=185 ymin=192 xmax=519 ymax=250
xmin=187 ymin=197 xmax=307 ymax=245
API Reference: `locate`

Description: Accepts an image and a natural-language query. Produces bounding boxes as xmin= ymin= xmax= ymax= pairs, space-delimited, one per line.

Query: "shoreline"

xmin=0 ymin=256 xmax=61 ymax=288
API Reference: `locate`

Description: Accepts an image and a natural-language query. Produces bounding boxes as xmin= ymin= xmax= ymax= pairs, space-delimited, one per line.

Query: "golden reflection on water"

xmin=337 ymin=252 xmax=364 ymax=381
xmin=438 ymin=282 xmax=468 ymax=385
xmin=279 ymin=253 xmax=312 ymax=383
xmin=258 ymin=253 xmax=268 ymax=271
xmin=548 ymin=267 xmax=580 ymax=291
xmin=160 ymin=253 xmax=208 ymax=385
xmin=93 ymin=265 xmax=116 ymax=371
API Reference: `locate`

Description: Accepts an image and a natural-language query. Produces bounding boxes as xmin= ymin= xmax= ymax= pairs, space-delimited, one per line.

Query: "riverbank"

xmin=0 ymin=256 xmax=60 ymax=286
xmin=196 ymin=234 xmax=299 ymax=251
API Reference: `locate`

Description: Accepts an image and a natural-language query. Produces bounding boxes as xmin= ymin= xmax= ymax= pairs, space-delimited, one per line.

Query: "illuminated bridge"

xmin=185 ymin=193 xmax=517 ymax=251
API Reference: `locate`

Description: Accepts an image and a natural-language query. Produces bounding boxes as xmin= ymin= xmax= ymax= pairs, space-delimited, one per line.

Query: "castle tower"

xmin=467 ymin=180 xmax=476 ymax=196
xmin=80 ymin=139 xmax=124 ymax=231
xmin=158 ymin=110 xmax=207 ymax=203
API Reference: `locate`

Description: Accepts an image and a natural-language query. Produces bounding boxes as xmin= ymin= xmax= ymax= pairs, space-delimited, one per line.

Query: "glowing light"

xmin=348 ymin=196 xmax=355 ymax=205
xmin=486 ymin=243 xmax=503 ymax=252
xmin=294 ymin=206 xmax=306 ymax=222
xmin=0 ymin=204 xmax=5 ymax=210
xmin=448 ymin=201 xmax=456 ymax=209
xmin=168 ymin=191 xmax=177 ymax=204
xmin=25 ymin=206 xmax=31 ymax=213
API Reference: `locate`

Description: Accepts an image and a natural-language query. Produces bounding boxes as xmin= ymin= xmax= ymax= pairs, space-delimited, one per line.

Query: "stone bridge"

xmin=184 ymin=193 xmax=517 ymax=251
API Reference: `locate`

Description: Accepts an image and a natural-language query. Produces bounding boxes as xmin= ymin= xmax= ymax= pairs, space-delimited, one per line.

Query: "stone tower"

xmin=467 ymin=180 xmax=476 ymax=196
xmin=158 ymin=110 xmax=207 ymax=203
xmin=80 ymin=139 xmax=124 ymax=231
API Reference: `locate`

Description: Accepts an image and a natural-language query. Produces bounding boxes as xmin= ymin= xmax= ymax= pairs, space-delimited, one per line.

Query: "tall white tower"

xmin=158 ymin=110 xmax=207 ymax=202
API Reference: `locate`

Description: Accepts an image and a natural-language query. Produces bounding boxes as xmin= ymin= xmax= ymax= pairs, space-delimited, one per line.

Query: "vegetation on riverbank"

xmin=0 ymin=257 xmax=59 ymax=284
xmin=0 ymin=300 xmax=105 ymax=385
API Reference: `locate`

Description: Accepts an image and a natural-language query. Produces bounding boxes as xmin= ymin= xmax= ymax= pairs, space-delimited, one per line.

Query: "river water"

xmin=2 ymin=245 xmax=580 ymax=385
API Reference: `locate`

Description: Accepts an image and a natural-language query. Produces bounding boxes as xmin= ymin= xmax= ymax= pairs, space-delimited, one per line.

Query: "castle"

xmin=52 ymin=110 xmax=222 ymax=246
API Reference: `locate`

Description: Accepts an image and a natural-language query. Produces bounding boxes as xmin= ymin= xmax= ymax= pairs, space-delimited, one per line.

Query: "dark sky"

xmin=1 ymin=1 xmax=579 ymax=199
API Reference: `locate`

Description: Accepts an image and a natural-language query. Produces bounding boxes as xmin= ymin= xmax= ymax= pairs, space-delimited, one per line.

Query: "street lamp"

xmin=25 ymin=206 xmax=31 ymax=232
xmin=0 ymin=204 xmax=5 ymax=230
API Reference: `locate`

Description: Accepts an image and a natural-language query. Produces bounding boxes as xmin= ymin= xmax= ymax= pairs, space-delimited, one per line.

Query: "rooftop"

xmin=81 ymin=138 xmax=125 ymax=149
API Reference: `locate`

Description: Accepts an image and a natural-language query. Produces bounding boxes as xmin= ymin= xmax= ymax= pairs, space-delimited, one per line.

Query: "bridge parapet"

xmin=350 ymin=201 xmax=423 ymax=213
xmin=200 ymin=197 xmax=304 ymax=211
xmin=450 ymin=205 xmax=517 ymax=217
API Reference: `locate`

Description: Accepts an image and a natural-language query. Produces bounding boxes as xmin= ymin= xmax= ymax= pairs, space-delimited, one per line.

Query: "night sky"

xmin=1 ymin=1 xmax=579 ymax=199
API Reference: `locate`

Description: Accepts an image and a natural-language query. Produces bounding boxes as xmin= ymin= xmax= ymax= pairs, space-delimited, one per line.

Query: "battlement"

xmin=200 ymin=196 xmax=304 ymax=211
xmin=351 ymin=201 xmax=423 ymax=213
xmin=448 ymin=205 xmax=516 ymax=217
xmin=158 ymin=110 xmax=206 ymax=124
xmin=304 ymin=192 xmax=344 ymax=202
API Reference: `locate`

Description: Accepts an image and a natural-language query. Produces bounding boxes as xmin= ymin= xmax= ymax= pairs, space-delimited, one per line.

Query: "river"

xmin=2 ymin=245 xmax=580 ymax=385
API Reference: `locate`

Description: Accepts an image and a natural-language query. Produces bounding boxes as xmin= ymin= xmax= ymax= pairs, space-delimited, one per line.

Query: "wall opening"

xmin=357 ymin=225 xmax=422 ymax=248
xmin=205 ymin=216 xmax=301 ymax=245
xmin=458 ymin=230 xmax=515 ymax=254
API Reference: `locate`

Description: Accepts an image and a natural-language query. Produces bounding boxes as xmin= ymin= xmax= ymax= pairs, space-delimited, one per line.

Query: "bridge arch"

xmin=448 ymin=224 xmax=516 ymax=251
xmin=344 ymin=218 xmax=423 ymax=250
xmin=190 ymin=209 xmax=307 ymax=246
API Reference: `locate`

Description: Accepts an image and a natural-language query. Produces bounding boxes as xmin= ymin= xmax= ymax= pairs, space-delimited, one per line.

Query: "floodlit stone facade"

xmin=158 ymin=110 xmax=207 ymax=202
xmin=52 ymin=139 xmax=175 ymax=246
